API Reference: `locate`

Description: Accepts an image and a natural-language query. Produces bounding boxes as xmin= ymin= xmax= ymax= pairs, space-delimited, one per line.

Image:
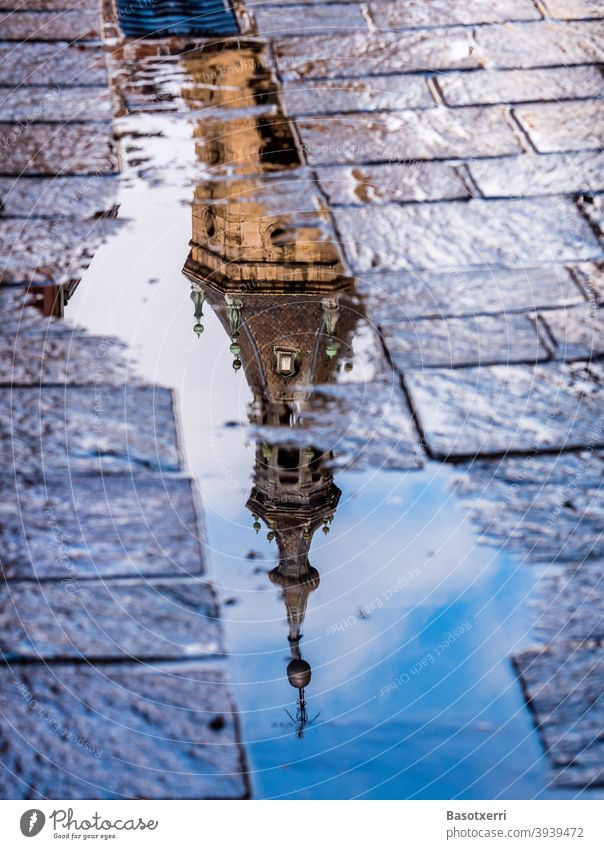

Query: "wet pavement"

xmin=0 ymin=0 xmax=603 ymax=799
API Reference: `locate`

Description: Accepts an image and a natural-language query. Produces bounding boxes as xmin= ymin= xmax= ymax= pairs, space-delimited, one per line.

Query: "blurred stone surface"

xmin=282 ymin=75 xmax=434 ymax=116
xmin=368 ymin=0 xmax=541 ymax=28
xmin=0 ymin=123 xmax=118 ymax=176
xmin=474 ymin=21 xmax=604 ymax=68
xmin=254 ymin=3 xmax=368 ymax=35
xmin=454 ymin=451 xmax=604 ymax=563
xmin=380 ymin=313 xmax=550 ymax=370
xmin=406 ymin=362 xmax=604 ymax=458
xmin=0 ymin=578 xmax=222 ymax=660
xmin=317 ymin=161 xmax=470 ymax=204
xmin=273 ymin=29 xmax=480 ymax=80
xmin=298 ymin=107 xmax=523 ymax=165
xmin=334 ymin=199 xmax=602 ymax=272
xmin=0 ymin=218 xmax=122 ymax=283
xmin=516 ymin=101 xmax=603 ymax=153
xmin=531 ymin=561 xmax=604 ymax=644
xmin=542 ymin=0 xmax=604 ymax=19
xmin=0 ymin=86 xmax=112 ymax=122
xmin=0 ymin=385 xmax=182 ymax=473
xmin=469 ymin=152 xmax=604 ymax=197
xmin=355 ymin=266 xmax=585 ymax=321
xmin=0 ymin=474 xmax=203 ymax=580
xmin=0 ymin=664 xmax=248 ymax=799
xmin=0 ymin=175 xmax=120 ymax=218
xmin=541 ymin=304 xmax=604 ymax=359
xmin=0 ymin=10 xmax=101 ymax=41
xmin=437 ymin=66 xmax=603 ymax=106
xmin=0 ymin=43 xmax=107 ymax=85
xmin=514 ymin=643 xmax=604 ymax=787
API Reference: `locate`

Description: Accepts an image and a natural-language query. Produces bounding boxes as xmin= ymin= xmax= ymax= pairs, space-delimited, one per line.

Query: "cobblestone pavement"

xmin=232 ymin=0 xmax=604 ymax=788
xmin=0 ymin=0 xmax=603 ymax=796
xmin=0 ymin=3 xmax=249 ymax=799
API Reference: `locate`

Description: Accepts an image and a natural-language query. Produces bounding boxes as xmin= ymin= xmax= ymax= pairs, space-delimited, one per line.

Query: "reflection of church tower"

xmin=182 ymin=44 xmax=362 ymax=733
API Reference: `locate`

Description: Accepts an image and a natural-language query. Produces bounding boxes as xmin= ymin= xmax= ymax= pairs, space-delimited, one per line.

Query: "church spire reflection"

xmin=183 ymin=76 xmax=363 ymax=732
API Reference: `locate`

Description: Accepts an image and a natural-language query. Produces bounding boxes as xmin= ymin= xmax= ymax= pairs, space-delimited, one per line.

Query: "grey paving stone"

xmin=516 ymin=101 xmax=603 ymax=153
xmin=406 ymin=361 xmax=604 ymax=458
xmin=273 ymin=28 xmax=480 ymax=80
xmin=0 ymin=332 xmax=130 ymax=385
xmin=255 ymin=3 xmax=368 ymax=35
xmin=572 ymin=262 xmax=604 ymax=302
xmin=0 ymin=385 xmax=182 ymax=474
xmin=475 ymin=21 xmax=604 ymax=69
xmin=0 ymin=0 xmax=99 ymax=8
xmin=298 ymin=107 xmax=523 ymax=166
xmin=531 ymin=562 xmax=604 ymax=643
xmin=0 ymin=122 xmax=118 ymax=175
xmin=0 ymin=218 xmax=122 ymax=283
xmin=0 ymin=85 xmax=112 ymax=122
xmin=0 ymin=664 xmax=248 ymax=798
xmin=368 ymin=0 xmax=541 ymax=28
xmin=578 ymin=193 xmax=604 ymax=237
xmin=0 ymin=10 xmax=100 ymax=41
xmin=381 ymin=313 xmax=550 ymax=370
xmin=437 ymin=65 xmax=603 ymax=107
xmin=357 ymin=266 xmax=585 ymax=320
xmin=0 ymin=474 xmax=202 ymax=580
xmin=0 ymin=43 xmax=107 ymax=86
xmin=514 ymin=643 xmax=604 ymax=787
xmin=469 ymin=152 xmax=604 ymax=197
xmin=541 ymin=304 xmax=604 ymax=359
xmin=0 ymin=175 xmax=119 ymax=218
xmin=333 ymin=199 xmax=602 ymax=272
xmin=281 ymin=74 xmax=434 ymax=116
xmin=542 ymin=0 xmax=604 ymax=19
xmin=317 ymin=161 xmax=470 ymax=204
xmin=256 ymin=379 xmax=423 ymax=471
xmin=453 ymin=451 xmax=604 ymax=563
xmin=0 ymin=579 xmax=221 ymax=660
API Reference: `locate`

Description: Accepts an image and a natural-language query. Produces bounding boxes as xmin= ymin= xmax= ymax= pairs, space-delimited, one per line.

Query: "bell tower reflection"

xmin=183 ymin=88 xmax=360 ymax=732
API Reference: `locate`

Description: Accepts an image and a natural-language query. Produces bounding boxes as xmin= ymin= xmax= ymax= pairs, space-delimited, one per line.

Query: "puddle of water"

xmin=66 ymin=46 xmax=592 ymax=800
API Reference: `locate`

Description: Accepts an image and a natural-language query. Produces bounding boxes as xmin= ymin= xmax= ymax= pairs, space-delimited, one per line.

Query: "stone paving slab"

xmin=474 ymin=20 xmax=604 ymax=68
xmin=516 ymin=101 xmax=603 ymax=153
xmin=273 ymin=29 xmax=481 ymax=80
xmin=531 ymin=562 xmax=604 ymax=644
xmin=298 ymin=107 xmax=523 ymax=166
xmin=333 ymin=199 xmax=602 ymax=272
xmin=281 ymin=74 xmax=434 ymax=116
xmin=453 ymin=451 xmax=604 ymax=563
xmin=540 ymin=304 xmax=604 ymax=360
xmin=542 ymin=0 xmax=604 ymax=20
xmin=0 ymin=474 xmax=203 ymax=580
xmin=0 ymin=332 xmax=131 ymax=384
xmin=0 ymin=663 xmax=248 ymax=798
xmin=0 ymin=122 xmax=118 ymax=176
xmin=578 ymin=193 xmax=604 ymax=237
xmin=514 ymin=642 xmax=604 ymax=787
xmin=0 ymin=175 xmax=119 ymax=217
xmin=406 ymin=361 xmax=604 ymax=459
xmin=355 ymin=266 xmax=586 ymax=321
xmin=254 ymin=3 xmax=368 ymax=35
xmin=367 ymin=0 xmax=542 ymax=28
xmin=0 ymin=218 xmax=122 ymax=283
xmin=0 ymin=385 xmax=182 ymax=473
xmin=380 ymin=313 xmax=550 ymax=371
xmin=0 ymin=578 xmax=222 ymax=660
xmin=0 ymin=10 xmax=100 ymax=41
xmin=0 ymin=0 xmax=99 ymax=8
xmin=0 ymin=42 xmax=108 ymax=86
xmin=436 ymin=66 xmax=603 ymax=107
xmin=469 ymin=152 xmax=604 ymax=197
xmin=0 ymin=85 xmax=112 ymax=122
xmin=317 ymin=161 xmax=470 ymax=204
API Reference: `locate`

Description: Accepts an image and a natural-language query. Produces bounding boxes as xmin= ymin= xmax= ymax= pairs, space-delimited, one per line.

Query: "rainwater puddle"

xmin=66 ymin=43 xmax=585 ymax=800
